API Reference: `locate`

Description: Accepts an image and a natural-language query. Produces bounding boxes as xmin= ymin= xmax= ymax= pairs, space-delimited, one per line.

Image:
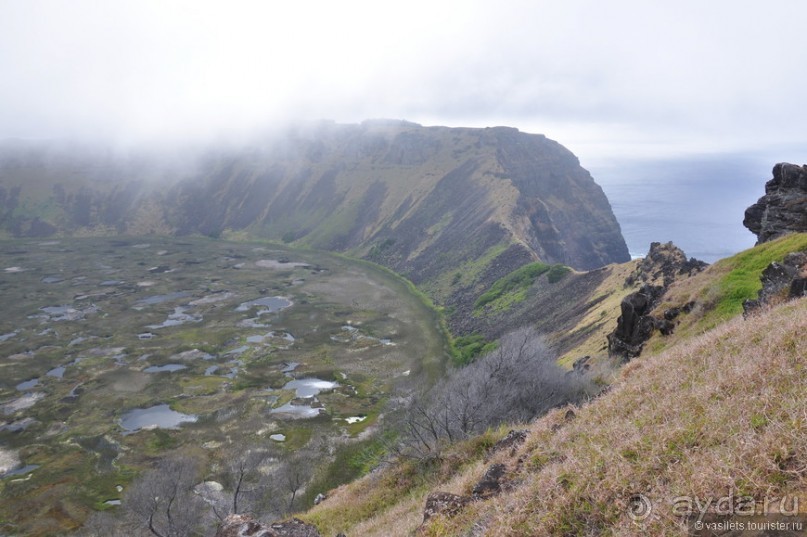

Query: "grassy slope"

xmin=556 ymin=259 xmax=642 ymax=368
xmin=299 ymin=236 xmax=807 ymax=536
xmin=646 ymin=232 xmax=807 ymax=354
xmin=302 ymin=297 xmax=807 ymax=537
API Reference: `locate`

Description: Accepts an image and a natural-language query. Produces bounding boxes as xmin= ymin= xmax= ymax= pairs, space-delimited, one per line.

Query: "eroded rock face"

xmin=608 ymin=242 xmax=707 ymax=359
xmin=626 ymin=241 xmax=707 ymax=288
xmin=607 ymin=284 xmax=664 ymax=358
xmin=744 ymin=163 xmax=807 ymax=244
xmin=743 ymin=251 xmax=807 ymax=315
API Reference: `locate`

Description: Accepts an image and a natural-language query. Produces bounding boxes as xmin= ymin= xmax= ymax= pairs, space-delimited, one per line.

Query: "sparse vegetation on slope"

xmin=652 ymin=233 xmax=807 ymax=344
xmin=474 ymin=262 xmax=551 ymax=311
xmin=303 ymin=297 xmax=807 ymax=536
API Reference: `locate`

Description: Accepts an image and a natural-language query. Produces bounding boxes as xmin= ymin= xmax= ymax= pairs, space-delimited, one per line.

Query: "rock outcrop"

xmin=625 ymin=241 xmax=707 ymax=288
xmin=214 ymin=515 xmax=321 ymax=537
xmin=744 ymin=162 xmax=807 ymax=244
xmin=743 ymin=251 xmax=807 ymax=315
xmin=608 ymin=242 xmax=707 ymax=359
xmin=485 ymin=429 xmax=528 ymax=460
xmin=422 ymin=492 xmax=473 ymax=522
xmin=607 ymin=284 xmax=665 ymax=358
xmin=472 ymin=463 xmax=509 ymax=498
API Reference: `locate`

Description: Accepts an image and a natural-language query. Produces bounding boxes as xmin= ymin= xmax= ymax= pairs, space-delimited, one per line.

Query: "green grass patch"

xmin=453 ymin=333 xmax=498 ymax=365
xmin=301 ymin=433 xmax=393 ymax=507
xmin=710 ymin=233 xmax=807 ymax=322
xmin=547 ymin=264 xmax=572 ymax=283
xmin=421 ymin=241 xmax=511 ymax=302
xmin=474 ymin=262 xmax=550 ymax=310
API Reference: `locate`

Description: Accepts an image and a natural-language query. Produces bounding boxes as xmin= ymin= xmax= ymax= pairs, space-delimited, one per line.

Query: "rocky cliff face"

xmin=0 ymin=122 xmax=629 ymax=326
xmin=744 ymin=162 xmax=807 ymax=243
xmin=607 ymin=242 xmax=707 ymax=359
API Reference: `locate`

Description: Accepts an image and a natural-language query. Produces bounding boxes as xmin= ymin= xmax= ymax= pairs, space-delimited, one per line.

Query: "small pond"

xmin=270 ymin=402 xmax=323 ymax=419
xmin=0 ymin=331 xmax=17 ymax=342
xmin=282 ymin=378 xmax=338 ymax=398
xmin=2 ymin=464 xmax=39 ymax=478
xmin=281 ymin=361 xmax=300 ymax=374
xmin=46 ymin=366 xmax=66 ymax=378
xmin=16 ymin=378 xmax=40 ymax=391
xmin=2 ymin=393 xmax=46 ymax=414
xmin=120 ymin=404 xmax=198 ymax=434
xmin=235 ymin=296 xmax=292 ymax=314
xmin=0 ymin=418 xmax=37 ymax=432
xmin=143 ymin=364 xmax=187 ymax=373
xmin=146 ymin=307 xmax=201 ymax=329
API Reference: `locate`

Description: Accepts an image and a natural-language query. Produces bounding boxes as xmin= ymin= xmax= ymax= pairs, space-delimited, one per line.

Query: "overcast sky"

xmin=1 ymin=0 xmax=806 ymax=162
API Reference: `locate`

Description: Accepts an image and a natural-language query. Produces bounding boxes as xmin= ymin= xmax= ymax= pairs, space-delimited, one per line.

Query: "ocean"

xmin=587 ymin=155 xmax=777 ymax=263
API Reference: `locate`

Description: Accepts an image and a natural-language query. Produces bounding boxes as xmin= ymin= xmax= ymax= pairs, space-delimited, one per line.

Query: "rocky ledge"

xmin=744 ymin=162 xmax=807 ymax=244
xmin=743 ymin=251 xmax=807 ymax=315
xmin=607 ymin=242 xmax=707 ymax=359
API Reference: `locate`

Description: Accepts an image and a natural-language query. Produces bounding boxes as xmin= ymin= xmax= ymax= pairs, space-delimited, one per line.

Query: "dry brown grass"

xmin=557 ymin=259 xmax=643 ymax=368
xmin=438 ymin=298 xmax=807 ymax=536
xmin=303 ymin=298 xmax=807 ymax=536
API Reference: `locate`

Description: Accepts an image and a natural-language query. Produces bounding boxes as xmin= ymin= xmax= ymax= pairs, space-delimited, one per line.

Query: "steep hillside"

xmin=0 ymin=122 xmax=629 ymax=330
xmin=449 ymin=240 xmax=708 ymax=367
xmin=300 ymin=289 xmax=807 ymax=537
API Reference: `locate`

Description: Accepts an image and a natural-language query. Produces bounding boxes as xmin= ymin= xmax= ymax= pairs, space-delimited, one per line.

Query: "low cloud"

xmin=1 ymin=1 xmax=806 ymax=158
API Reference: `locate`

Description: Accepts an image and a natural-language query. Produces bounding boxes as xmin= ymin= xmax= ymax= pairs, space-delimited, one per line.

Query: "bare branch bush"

xmin=122 ymin=456 xmax=213 ymax=537
xmin=208 ymin=448 xmax=278 ymax=521
xmin=398 ymin=326 xmax=594 ymax=458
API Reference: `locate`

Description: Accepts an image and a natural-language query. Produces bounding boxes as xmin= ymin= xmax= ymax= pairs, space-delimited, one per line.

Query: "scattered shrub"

xmin=547 ymin=264 xmax=571 ymax=283
xmin=400 ymin=327 xmax=595 ymax=458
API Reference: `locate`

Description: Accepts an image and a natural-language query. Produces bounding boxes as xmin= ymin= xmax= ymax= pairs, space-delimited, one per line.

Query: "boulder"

xmin=607 ymin=284 xmax=664 ymax=358
xmin=472 ymin=463 xmax=508 ymax=498
xmin=743 ymin=163 xmax=807 ymax=243
xmin=422 ymin=492 xmax=473 ymax=522
xmin=571 ymin=356 xmax=591 ymax=375
xmin=486 ymin=429 xmax=528 ymax=460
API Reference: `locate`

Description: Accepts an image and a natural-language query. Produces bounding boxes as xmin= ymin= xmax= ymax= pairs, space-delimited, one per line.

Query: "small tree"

xmin=274 ymin=449 xmax=316 ymax=513
xmin=124 ymin=457 xmax=211 ymax=537
xmin=399 ymin=326 xmax=593 ymax=457
xmin=212 ymin=448 xmax=277 ymax=520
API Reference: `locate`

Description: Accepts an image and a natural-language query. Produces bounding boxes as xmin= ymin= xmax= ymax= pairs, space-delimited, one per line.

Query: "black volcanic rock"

xmin=472 ymin=463 xmax=508 ymax=498
xmin=423 ymin=491 xmax=473 ymax=522
xmin=744 ymin=162 xmax=807 ymax=243
xmin=743 ymin=251 xmax=807 ymax=316
xmin=607 ymin=284 xmax=664 ymax=359
xmin=626 ymin=241 xmax=708 ymax=288
xmin=608 ymin=242 xmax=707 ymax=359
